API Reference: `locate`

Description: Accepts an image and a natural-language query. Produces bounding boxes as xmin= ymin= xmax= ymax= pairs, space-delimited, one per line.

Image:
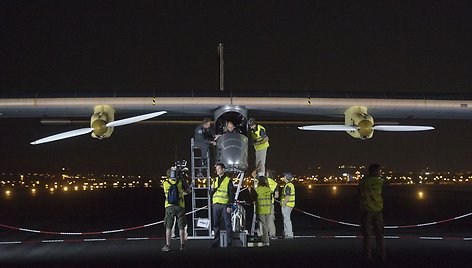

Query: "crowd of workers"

xmin=160 ymin=118 xmax=385 ymax=263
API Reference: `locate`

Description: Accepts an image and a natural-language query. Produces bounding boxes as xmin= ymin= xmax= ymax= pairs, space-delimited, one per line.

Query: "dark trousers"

xmin=212 ymin=203 xmax=232 ymax=246
xmin=360 ymin=209 xmax=385 ymax=259
xmin=195 ymin=142 xmax=209 ymax=167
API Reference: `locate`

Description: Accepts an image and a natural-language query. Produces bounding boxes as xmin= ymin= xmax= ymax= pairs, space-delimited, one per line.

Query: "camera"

xmin=170 ymin=160 xmax=189 ymax=180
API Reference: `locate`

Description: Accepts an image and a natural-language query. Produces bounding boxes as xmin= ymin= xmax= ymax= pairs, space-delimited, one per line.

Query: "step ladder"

xmin=189 ymin=138 xmax=212 ymax=239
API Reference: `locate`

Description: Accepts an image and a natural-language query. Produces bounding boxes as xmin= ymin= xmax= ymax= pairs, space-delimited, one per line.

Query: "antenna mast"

xmin=218 ymin=43 xmax=224 ymax=91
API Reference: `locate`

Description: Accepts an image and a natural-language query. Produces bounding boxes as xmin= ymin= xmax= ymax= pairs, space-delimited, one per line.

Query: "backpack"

xmin=167 ymin=181 xmax=180 ymax=205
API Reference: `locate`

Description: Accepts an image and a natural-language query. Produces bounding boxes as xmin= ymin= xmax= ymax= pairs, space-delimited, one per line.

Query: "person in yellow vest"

xmin=210 ymin=163 xmax=235 ymax=248
xmin=248 ymin=118 xmax=269 ymax=176
xmin=281 ymin=172 xmax=295 ymax=239
xmin=161 ymin=168 xmax=191 ymax=252
xmin=359 ymin=163 xmax=385 ymax=263
xmin=249 ymin=175 xmax=273 ymax=246
xmin=266 ymin=169 xmax=279 ymax=239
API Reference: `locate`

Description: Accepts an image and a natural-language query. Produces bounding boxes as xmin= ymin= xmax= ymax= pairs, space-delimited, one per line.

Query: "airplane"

xmin=0 ymin=47 xmax=470 ymax=169
xmin=2 ymin=89 xmax=471 ymax=239
xmin=1 ymin=89 xmax=472 ymax=170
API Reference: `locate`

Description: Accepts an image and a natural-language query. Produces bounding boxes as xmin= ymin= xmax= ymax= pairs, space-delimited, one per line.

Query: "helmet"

xmin=248 ymin=118 xmax=256 ymax=126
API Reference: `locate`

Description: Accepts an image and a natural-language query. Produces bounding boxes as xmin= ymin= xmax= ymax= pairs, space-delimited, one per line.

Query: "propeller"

xmin=31 ymin=111 xmax=167 ymax=145
xmin=298 ymin=125 xmax=357 ymax=131
xmin=372 ymin=125 xmax=434 ymax=132
xmin=298 ymin=125 xmax=434 ymax=132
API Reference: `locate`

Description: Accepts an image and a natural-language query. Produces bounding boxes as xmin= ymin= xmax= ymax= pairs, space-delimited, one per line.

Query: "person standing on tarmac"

xmin=194 ymin=118 xmax=217 ymax=176
xmin=281 ymin=172 xmax=295 ymax=239
xmin=161 ymin=169 xmax=191 ymax=252
xmin=359 ymin=164 xmax=386 ymax=263
xmin=249 ymin=175 xmax=272 ymax=246
xmin=248 ymin=118 xmax=269 ymax=176
xmin=266 ymin=169 xmax=279 ymax=240
xmin=210 ymin=163 xmax=235 ymax=248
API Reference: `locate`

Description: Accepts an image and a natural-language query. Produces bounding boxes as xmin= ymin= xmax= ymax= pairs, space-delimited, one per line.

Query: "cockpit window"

xmin=215 ymin=112 xmax=247 ymax=136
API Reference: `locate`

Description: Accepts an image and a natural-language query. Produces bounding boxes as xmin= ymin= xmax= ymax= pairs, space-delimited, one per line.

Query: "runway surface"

xmin=0 ymin=235 xmax=470 ymax=267
xmin=1 ymin=185 xmax=471 ymax=267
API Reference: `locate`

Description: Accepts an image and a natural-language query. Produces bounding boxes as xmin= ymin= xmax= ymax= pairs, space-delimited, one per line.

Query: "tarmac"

xmin=0 ymin=235 xmax=470 ymax=267
xmin=1 ymin=185 xmax=470 ymax=267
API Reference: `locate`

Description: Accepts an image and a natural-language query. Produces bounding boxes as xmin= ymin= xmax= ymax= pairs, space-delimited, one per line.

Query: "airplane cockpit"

xmin=214 ymin=106 xmax=249 ymax=171
xmin=214 ymin=111 xmax=247 ymax=136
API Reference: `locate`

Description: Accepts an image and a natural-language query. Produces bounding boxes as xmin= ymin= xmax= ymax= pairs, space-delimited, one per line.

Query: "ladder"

xmin=189 ymin=138 xmax=212 ymax=239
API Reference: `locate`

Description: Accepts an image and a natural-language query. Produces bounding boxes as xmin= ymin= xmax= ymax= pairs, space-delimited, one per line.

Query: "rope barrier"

xmin=0 ymin=186 xmax=251 ymax=236
xmin=0 ymin=206 xmax=208 ymax=235
xmin=277 ymin=199 xmax=472 ymax=229
xmin=0 ymin=188 xmax=471 ymax=235
xmin=294 ymin=208 xmax=472 ymax=229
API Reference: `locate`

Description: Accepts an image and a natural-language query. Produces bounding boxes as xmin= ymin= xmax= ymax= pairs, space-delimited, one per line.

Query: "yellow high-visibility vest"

xmin=282 ymin=182 xmax=295 ymax=208
xmin=267 ymin=177 xmax=278 ymax=203
xmin=359 ymin=176 xmax=383 ymax=211
xmin=255 ymin=186 xmax=272 ymax=215
xmin=251 ymin=125 xmax=269 ymax=151
xmin=212 ymin=176 xmax=231 ymax=205
xmin=163 ymin=179 xmax=185 ymax=208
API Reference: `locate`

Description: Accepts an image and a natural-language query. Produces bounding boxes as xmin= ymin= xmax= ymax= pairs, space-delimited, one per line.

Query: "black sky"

xmin=1 ymin=1 xmax=472 ymax=176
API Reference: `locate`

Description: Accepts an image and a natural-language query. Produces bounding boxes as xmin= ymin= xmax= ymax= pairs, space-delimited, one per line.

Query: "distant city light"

xmin=418 ymin=191 xmax=424 ymax=199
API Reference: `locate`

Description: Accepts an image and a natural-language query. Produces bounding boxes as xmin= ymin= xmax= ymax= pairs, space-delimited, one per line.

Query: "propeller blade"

xmin=373 ymin=125 xmax=435 ymax=132
xmin=31 ymin=128 xmax=93 ymax=145
xmin=105 ymin=111 xmax=167 ymax=127
xmin=298 ymin=125 xmax=358 ymax=131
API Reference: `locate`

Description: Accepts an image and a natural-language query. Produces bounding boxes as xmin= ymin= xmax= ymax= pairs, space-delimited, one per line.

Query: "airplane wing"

xmin=1 ymin=91 xmax=471 ymax=119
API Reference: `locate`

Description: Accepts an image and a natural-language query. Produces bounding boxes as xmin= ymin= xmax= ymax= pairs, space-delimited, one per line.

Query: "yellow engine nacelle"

xmin=344 ymin=106 xmax=374 ymax=140
xmin=91 ymin=105 xmax=115 ymax=139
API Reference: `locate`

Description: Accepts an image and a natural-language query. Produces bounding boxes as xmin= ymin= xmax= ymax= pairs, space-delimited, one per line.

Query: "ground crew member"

xmin=210 ymin=163 xmax=235 ymax=248
xmin=249 ymin=175 xmax=272 ymax=246
xmin=194 ymin=118 xmax=217 ymax=176
xmin=266 ymin=169 xmax=279 ymax=239
xmin=248 ymin=118 xmax=269 ymax=176
xmin=161 ymin=168 xmax=191 ymax=251
xmin=281 ymin=172 xmax=295 ymax=239
xmin=359 ymin=163 xmax=386 ymax=263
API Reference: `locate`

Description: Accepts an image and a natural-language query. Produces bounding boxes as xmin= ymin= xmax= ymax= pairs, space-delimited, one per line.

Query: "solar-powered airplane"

xmin=1 ymin=45 xmax=471 ymax=170
xmin=2 ymin=89 xmax=472 ymax=170
xmin=2 ymin=45 xmax=471 ymax=240
xmin=5 ymin=42 xmax=472 ymax=173
xmin=2 ymin=91 xmax=467 ymax=167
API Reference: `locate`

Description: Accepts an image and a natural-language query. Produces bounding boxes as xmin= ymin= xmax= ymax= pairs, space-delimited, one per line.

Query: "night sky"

xmin=1 ymin=1 xmax=472 ymax=176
